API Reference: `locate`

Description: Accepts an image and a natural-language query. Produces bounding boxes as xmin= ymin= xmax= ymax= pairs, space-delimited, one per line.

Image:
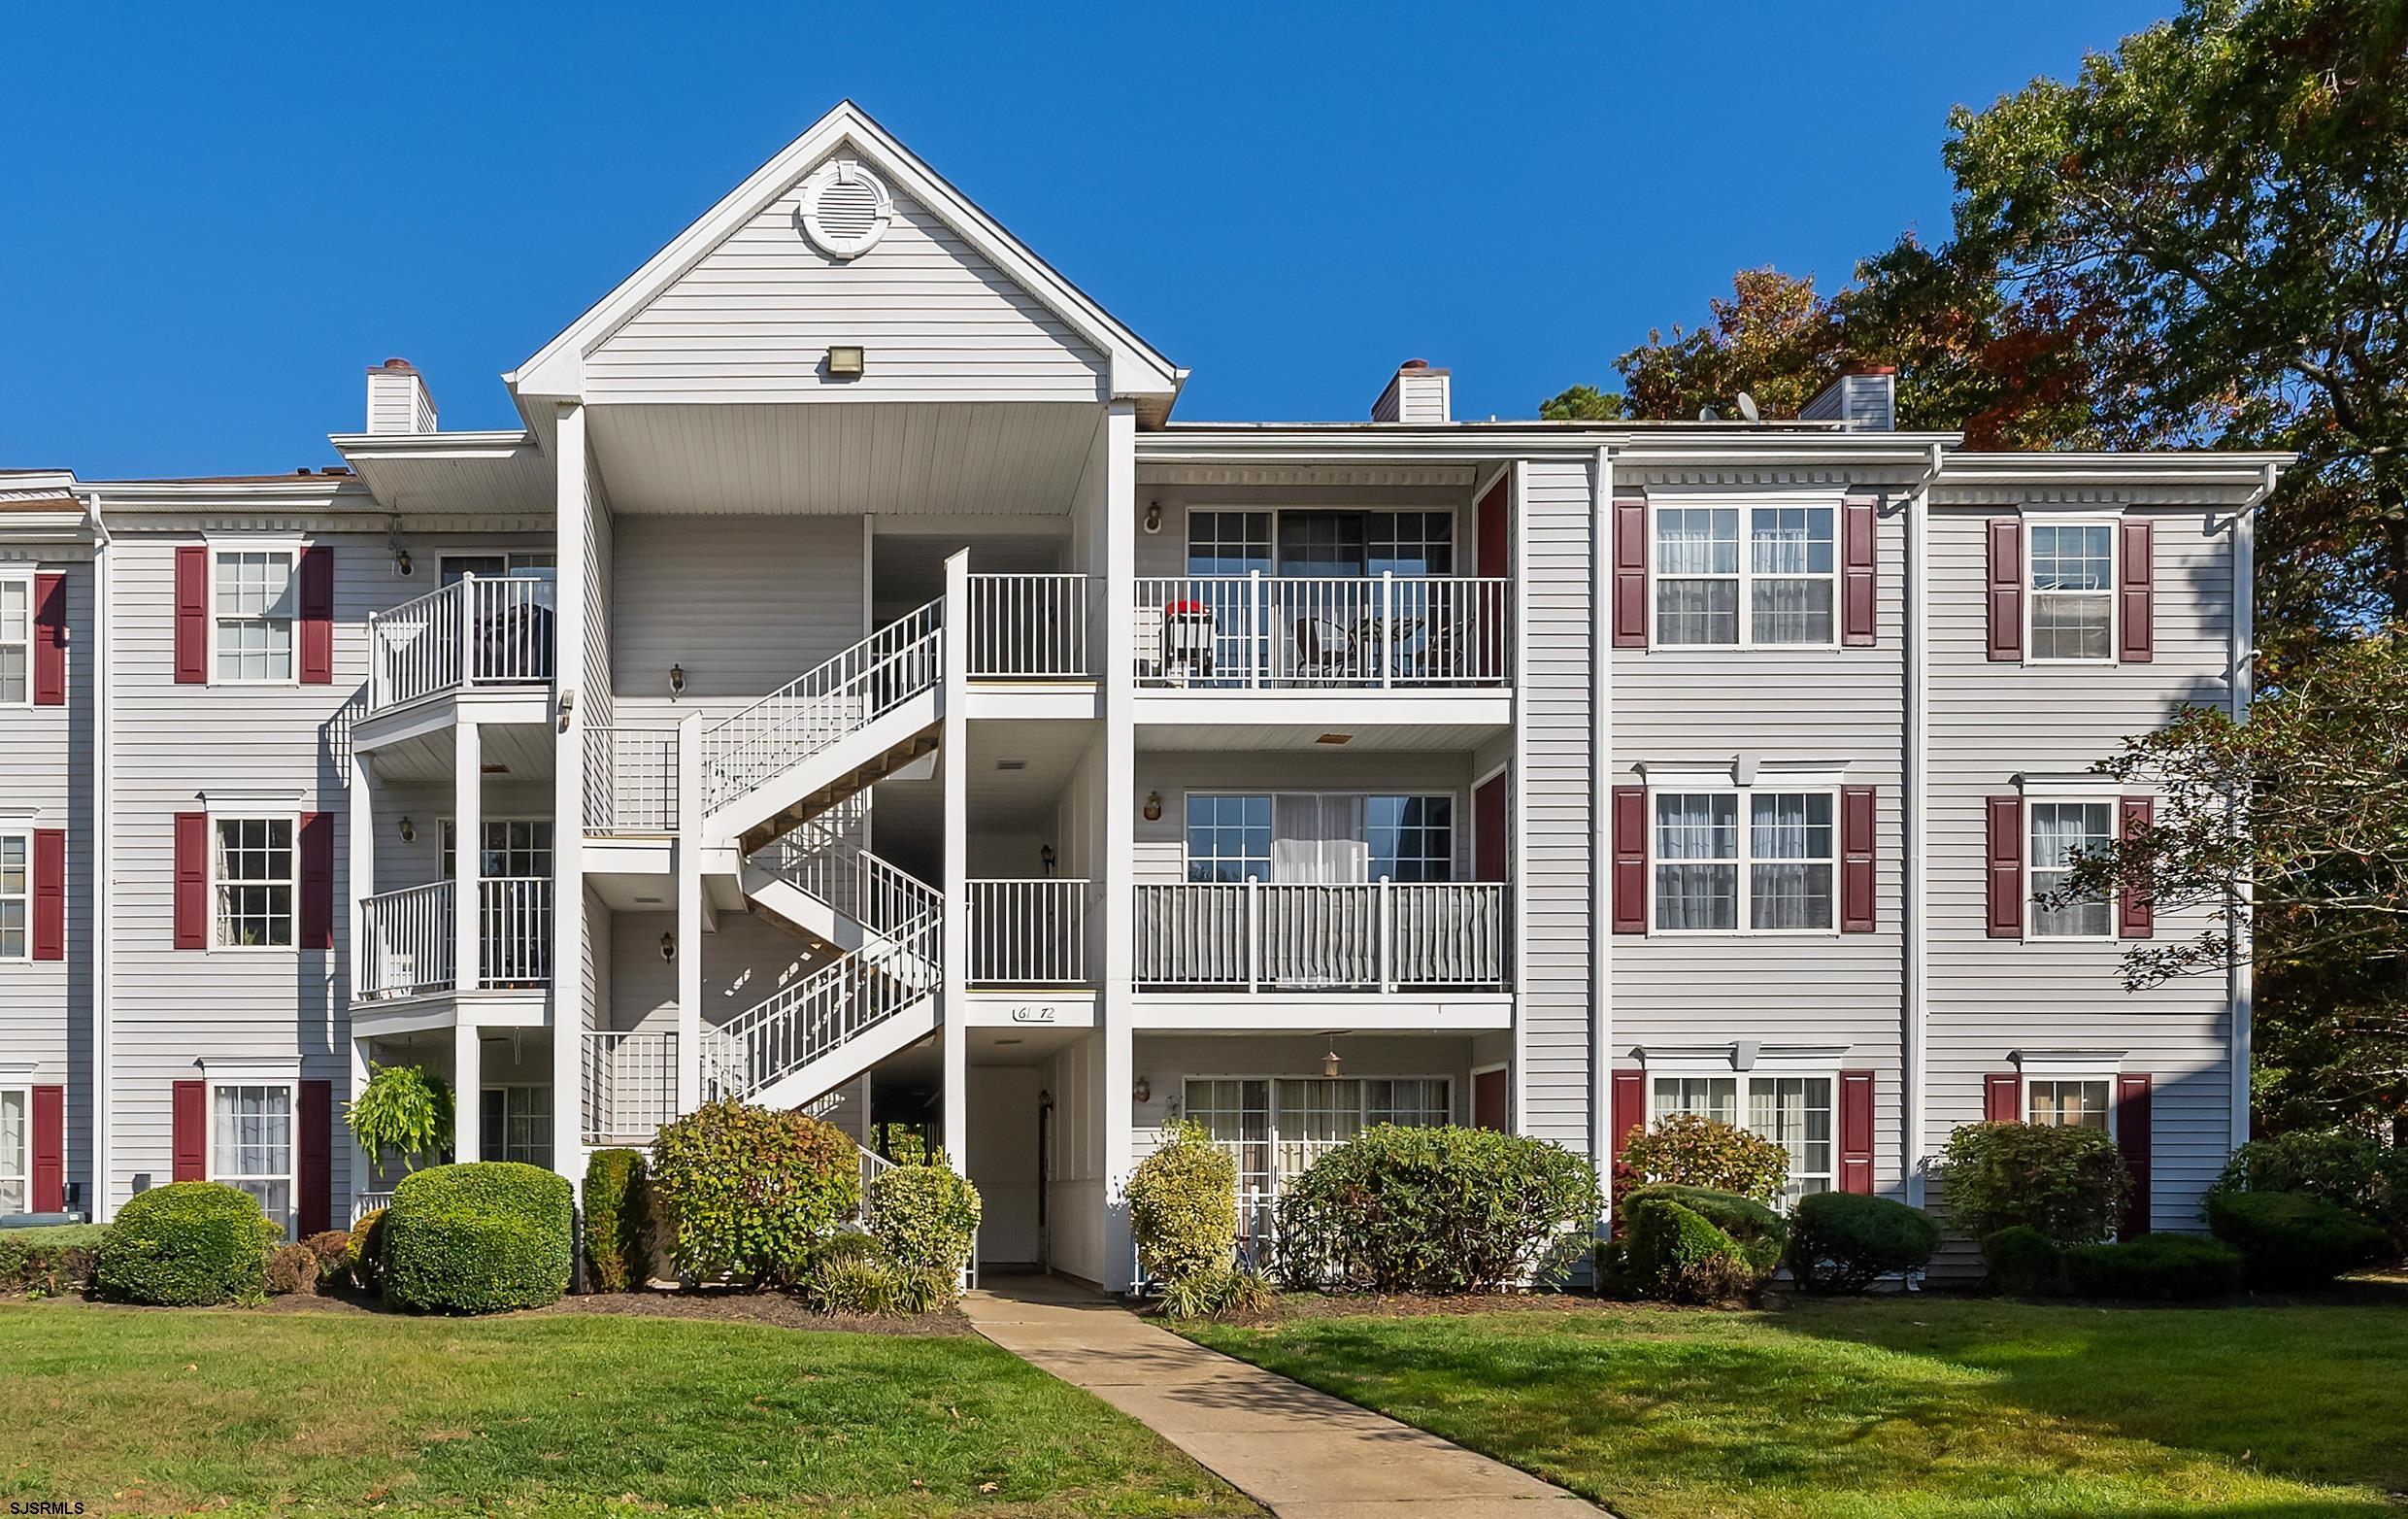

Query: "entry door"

xmin=1473 ymin=1067 xmax=1509 ymax=1132
xmin=1474 ymin=772 xmax=1508 ymax=882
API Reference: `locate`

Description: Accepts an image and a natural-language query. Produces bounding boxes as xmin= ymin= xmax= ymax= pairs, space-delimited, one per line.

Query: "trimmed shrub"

xmin=1126 ymin=1121 xmax=1238 ymax=1286
xmin=1981 ymin=1225 xmax=2064 ymax=1296
xmin=1784 ymin=1191 xmax=1941 ymax=1295
xmin=1622 ymin=1184 xmax=1788 ymax=1275
xmin=2214 ymin=1131 xmax=2408 ymax=1245
xmin=1932 ymin=1122 xmax=2131 ymax=1245
xmin=265 ymin=1242 xmax=321 ymax=1297
xmin=94 ymin=1182 xmax=279 ymax=1306
xmin=300 ymin=1231 xmax=352 ymax=1292
xmin=347 ymin=1209 xmax=388 ymax=1295
xmin=383 ymin=1162 xmax=574 ymax=1314
xmin=1273 ymin=1125 xmax=1600 ymax=1294
xmin=2206 ymin=1190 xmax=2392 ymax=1288
xmin=2065 ymin=1233 xmax=2246 ymax=1300
xmin=650 ymin=1099 xmax=860 ymax=1285
xmin=0 ymin=1225 xmax=106 ymax=1298
xmin=869 ymin=1163 xmax=982 ymax=1288
xmin=1617 ymin=1114 xmax=1791 ymax=1206
xmin=1156 ymin=1266 xmax=1275 ymax=1320
xmin=1622 ymin=1197 xmax=1761 ymax=1304
xmin=583 ymin=1148 xmax=655 ymax=1294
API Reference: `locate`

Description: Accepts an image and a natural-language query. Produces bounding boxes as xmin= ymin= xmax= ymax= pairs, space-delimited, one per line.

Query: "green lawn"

xmin=0 ymin=1300 xmax=1253 ymax=1518
xmin=1185 ymin=1294 xmax=2408 ymax=1518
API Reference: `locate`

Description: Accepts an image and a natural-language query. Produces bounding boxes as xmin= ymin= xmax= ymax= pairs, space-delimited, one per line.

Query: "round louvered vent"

xmin=800 ymin=159 xmax=893 ymax=259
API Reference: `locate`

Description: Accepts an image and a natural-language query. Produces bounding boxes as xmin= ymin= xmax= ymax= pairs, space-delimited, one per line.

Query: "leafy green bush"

xmin=347 ymin=1209 xmax=388 ymax=1295
xmin=2065 ymin=1233 xmax=2246 ymax=1300
xmin=383 ymin=1162 xmax=574 ymax=1314
xmin=1155 ymin=1266 xmax=1275 ymax=1320
xmin=1273 ymin=1125 xmax=1600 ymax=1294
xmin=1622 ymin=1184 xmax=1788 ymax=1275
xmin=1126 ymin=1122 xmax=1238 ymax=1286
xmin=2215 ymin=1131 xmax=2408 ymax=1244
xmin=1932 ymin=1122 xmax=2131 ymax=1244
xmin=583 ymin=1148 xmax=655 ymax=1294
xmin=1621 ymin=1197 xmax=1762 ymax=1303
xmin=94 ymin=1182 xmax=279 ymax=1305
xmin=2206 ymin=1190 xmax=2392 ymax=1288
xmin=265 ymin=1242 xmax=320 ymax=1296
xmin=1981 ymin=1225 xmax=2064 ymax=1296
xmin=869 ymin=1162 xmax=981 ymax=1289
xmin=346 ymin=1062 xmax=453 ymax=1176
xmin=299 ymin=1230 xmax=352 ymax=1291
xmin=789 ymin=1234 xmax=951 ymax=1317
xmin=1617 ymin=1114 xmax=1791 ymax=1205
xmin=1783 ymin=1191 xmax=1941 ymax=1294
xmin=0 ymin=1225 xmax=106 ymax=1297
xmin=650 ymin=1099 xmax=860 ymax=1285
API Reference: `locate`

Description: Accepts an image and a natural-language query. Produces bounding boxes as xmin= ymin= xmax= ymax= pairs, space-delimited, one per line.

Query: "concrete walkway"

xmin=962 ymin=1277 xmax=1606 ymax=1519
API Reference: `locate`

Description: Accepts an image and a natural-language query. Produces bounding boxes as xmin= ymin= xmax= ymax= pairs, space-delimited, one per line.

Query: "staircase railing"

xmin=752 ymin=813 xmax=940 ymax=939
xmin=706 ymin=908 xmax=943 ymax=1103
xmin=701 ymin=600 xmax=944 ymax=814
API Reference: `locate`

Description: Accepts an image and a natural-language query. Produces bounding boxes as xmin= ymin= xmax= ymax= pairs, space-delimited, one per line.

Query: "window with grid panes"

xmin=214 ymin=818 xmax=293 ymax=948
xmin=0 ymin=833 xmax=27 ymax=960
xmin=0 ymin=578 xmax=29 ymax=705
xmin=1367 ymin=794 xmax=1454 ymax=882
xmin=214 ymin=551 xmax=296 ymax=682
xmin=481 ymin=1086 xmax=553 ymax=1167
xmin=1184 ymin=794 xmax=1271 ymax=882
xmin=213 ymin=1083 xmax=293 ymax=1232
xmin=2027 ymin=1078 xmax=2113 ymax=1131
xmin=2029 ymin=801 xmax=2114 ymax=937
xmin=2028 ymin=523 xmax=2115 ymax=660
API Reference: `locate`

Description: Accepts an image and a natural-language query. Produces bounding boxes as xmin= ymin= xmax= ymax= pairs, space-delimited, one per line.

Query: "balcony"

xmin=356 ymin=878 xmax=553 ymax=1001
xmin=1132 ymin=575 xmax=1509 ymax=690
xmin=966 ymin=573 xmax=1091 ymax=679
xmin=583 ymin=724 xmax=681 ymax=835
xmin=1134 ymin=880 xmax=1507 ymax=992
xmin=365 ymin=574 xmax=554 ymax=716
xmin=966 ymin=877 xmax=1093 ymax=986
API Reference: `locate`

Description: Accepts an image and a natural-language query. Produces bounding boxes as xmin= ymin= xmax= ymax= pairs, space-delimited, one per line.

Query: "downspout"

xmin=84 ymin=491 xmax=114 ymax=1222
xmin=2225 ymin=461 xmax=2275 ymax=1149
xmin=1903 ymin=443 xmax=1942 ymax=1207
xmin=1589 ymin=446 xmax=1613 ymax=1209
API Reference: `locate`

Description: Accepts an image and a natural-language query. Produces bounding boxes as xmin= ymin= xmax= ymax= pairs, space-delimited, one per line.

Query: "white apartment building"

xmin=1 ymin=102 xmax=2283 ymax=1283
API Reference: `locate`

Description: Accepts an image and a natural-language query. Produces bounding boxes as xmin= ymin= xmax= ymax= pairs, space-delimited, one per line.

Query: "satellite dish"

xmin=1698 ymin=405 xmax=1721 ymax=422
xmin=1735 ymin=391 xmax=1760 ymax=422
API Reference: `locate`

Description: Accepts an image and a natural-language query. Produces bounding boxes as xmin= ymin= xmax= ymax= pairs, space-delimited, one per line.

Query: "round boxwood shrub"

xmin=1783 ymin=1190 xmax=1942 ymax=1295
xmin=2064 ymin=1233 xmax=2245 ymax=1300
xmin=868 ymin=1162 xmax=982 ymax=1287
xmin=1273 ymin=1125 xmax=1599 ymax=1294
xmin=582 ymin=1148 xmax=655 ymax=1294
xmin=1622 ymin=1184 xmax=1788 ymax=1275
xmin=1617 ymin=1114 xmax=1791 ymax=1206
xmin=1981 ymin=1225 xmax=2064 ymax=1296
xmin=1126 ymin=1121 xmax=1238 ymax=1286
xmin=347 ymin=1208 xmax=388 ymax=1295
xmin=650 ymin=1099 xmax=860 ymax=1285
xmin=2215 ymin=1131 xmax=2408 ymax=1245
xmin=1621 ymin=1196 xmax=1761 ymax=1303
xmin=2206 ymin=1189 xmax=2392 ymax=1288
xmin=94 ymin=1182 xmax=279 ymax=1305
xmin=1932 ymin=1121 xmax=2131 ymax=1245
xmin=383 ymin=1162 xmax=574 ymax=1314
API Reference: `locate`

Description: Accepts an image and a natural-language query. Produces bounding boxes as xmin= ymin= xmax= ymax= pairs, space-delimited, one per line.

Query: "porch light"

xmin=827 ymin=345 xmax=865 ymax=378
xmin=659 ymin=931 xmax=677 ymax=962
xmin=398 ymin=817 xmax=416 ymax=845
xmin=668 ymin=662 xmax=685 ymax=697
xmin=1322 ymin=1046 xmax=1342 ymax=1078
xmin=1143 ymin=791 xmax=1163 ymax=822
xmin=1143 ymin=500 xmax=1162 ymax=534
xmin=392 ymin=547 xmax=413 ymax=577
xmin=1133 ymin=1076 xmax=1151 ymax=1103
xmin=1041 ymin=844 xmax=1056 ymax=876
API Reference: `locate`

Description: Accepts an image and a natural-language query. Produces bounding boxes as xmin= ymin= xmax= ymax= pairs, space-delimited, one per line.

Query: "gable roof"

xmin=509 ymin=100 xmax=1182 ymax=422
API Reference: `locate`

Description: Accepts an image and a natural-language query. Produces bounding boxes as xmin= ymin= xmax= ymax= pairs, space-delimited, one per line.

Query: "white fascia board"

xmin=1138 ymin=429 xmax=1956 ymax=468
xmin=329 ymin=431 xmax=539 ymax=461
xmin=1940 ymin=452 xmax=2293 ymax=489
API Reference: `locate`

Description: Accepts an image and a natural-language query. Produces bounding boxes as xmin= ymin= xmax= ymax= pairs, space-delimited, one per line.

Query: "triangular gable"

xmin=511 ymin=101 xmax=1181 ymax=416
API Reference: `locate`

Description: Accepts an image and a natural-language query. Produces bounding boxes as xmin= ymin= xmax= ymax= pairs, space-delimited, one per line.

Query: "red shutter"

xmin=31 ymin=827 xmax=65 ymax=962
xmin=1840 ymin=785 xmax=1876 ymax=932
xmin=1985 ymin=795 xmax=2023 ymax=939
xmin=1611 ymin=785 xmax=1648 ymax=934
xmin=298 ymin=811 xmax=334 ymax=950
xmin=1841 ymin=495 xmax=1877 ymax=646
xmin=174 ymin=812 xmax=209 ymax=950
xmin=1838 ymin=1069 xmax=1875 ymax=1194
xmin=2116 ymin=1072 xmax=2153 ymax=1240
xmin=1984 ymin=1072 xmax=2023 ymax=1124
xmin=32 ymin=572 xmax=67 ymax=706
xmin=298 ymin=545 xmax=334 ymax=684
xmin=1609 ymin=1068 xmax=1645 ymax=1163
xmin=2118 ymin=795 xmax=2155 ymax=939
xmin=298 ymin=1079 xmax=332 ymax=1236
xmin=31 ymin=1085 xmax=65 ymax=1213
xmin=172 ymin=1080 xmax=207 ymax=1181
xmin=2118 ymin=519 xmax=2154 ymax=663
xmin=1986 ymin=519 xmax=2023 ymax=662
xmin=1611 ymin=495 xmax=1649 ymax=648
xmin=174 ymin=546 xmax=209 ymax=684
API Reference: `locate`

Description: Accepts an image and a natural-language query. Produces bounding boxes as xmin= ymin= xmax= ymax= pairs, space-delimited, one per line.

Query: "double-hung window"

xmin=1656 ymin=505 xmax=1836 ymax=647
xmin=215 ymin=550 xmax=298 ymax=683
xmin=482 ymin=1086 xmax=553 ymax=1167
xmin=0 ymin=575 xmax=30 ymax=705
xmin=2028 ymin=800 xmax=2114 ymax=938
xmin=1654 ymin=789 xmax=1835 ymax=932
xmin=0 ymin=832 xmax=27 ymax=961
xmin=2027 ymin=523 xmax=2114 ymax=661
xmin=0 ymin=1086 xmax=27 ymax=1215
xmin=214 ymin=817 xmax=295 ymax=949
xmin=212 ymin=1082 xmax=294 ymax=1233
xmin=1651 ymin=1072 xmax=1835 ymax=1206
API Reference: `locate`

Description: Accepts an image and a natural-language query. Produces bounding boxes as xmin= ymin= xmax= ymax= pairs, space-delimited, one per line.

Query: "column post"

xmin=940 ymin=551 xmax=971 ymax=1165
xmin=453 ymin=720 xmax=482 ymax=998
xmin=453 ymin=1022 xmax=483 ymax=1164
xmin=549 ymin=400 xmax=589 ymax=1190
xmin=348 ymin=745 xmax=376 ymax=1208
xmin=676 ymin=710 xmax=704 ymax=1112
xmin=1097 ymin=401 xmax=1138 ymax=1288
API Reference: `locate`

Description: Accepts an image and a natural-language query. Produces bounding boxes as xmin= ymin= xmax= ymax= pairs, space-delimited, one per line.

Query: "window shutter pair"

xmin=31 ymin=827 xmax=65 ymax=961
xmin=1610 ymin=784 xmax=1877 ymax=932
xmin=1978 ymin=1070 xmax=2152 ymax=1238
xmin=1986 ymin=518 xmax=2154 ymax=662
xmin=1983 ymin=794 xmax=2155 ymax=940
xmin=1609 ymin=494 xmax=1878 ymax=648
xmin=31 ymin=572 xmax=66 ymax=705
xmin=172 ymin=811 xmax=333 ymax=949
xmin=172 ymin=545 xmax=333 ymax=683
xmin=168 ymin=1079 xmax=332 ymax=1232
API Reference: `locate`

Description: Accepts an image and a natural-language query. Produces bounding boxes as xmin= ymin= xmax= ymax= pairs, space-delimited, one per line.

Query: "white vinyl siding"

xmin=0 ymin=574 xmax=29 ymax=705
xmin=214 ymin=550 xmax=297 ymax=683
xmin=211 ymin=1082 xmax=294 ymax=1233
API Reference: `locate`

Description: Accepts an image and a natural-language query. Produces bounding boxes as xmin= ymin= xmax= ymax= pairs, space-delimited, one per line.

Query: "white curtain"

xmin=1271 ymin=794 xmax=1369 ymax=883
xmin=1654 ymin=793 xmax=1738 ymax=930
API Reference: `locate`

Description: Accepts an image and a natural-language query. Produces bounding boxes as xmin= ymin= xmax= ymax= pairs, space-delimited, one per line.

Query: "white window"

xmin=0 ymin=832 xmax=27 ymax=961
xmin=1184 ymin=793 xmax=1455 ymax=884
xmin=2029 ymin=800 xmax=2115 ymax=938
xmin=2027 ymin=1077 xmax=2114 ymax=1132
xmin=1649 ymin=1072 xmax=1835 ymax=1207
xmin=0 ymin=1086 xmax=28 ymax=1214
xmin=1652 ymin=1075 xmax=1737 ymax=1126
xmin=1655 ymin=505 xmax=1837 ymax=648
xmin=439 ymin=552 xmax=557 ymax=587
xmin=0 ymin=575 xmax=30 ymax=706
xmin=211 ymin=1082 xmax=293 ymax=1233
xmin=482 ymin=1086 xmax=552 ymax=1167
xmin=214 ymin=817 xmax=295 ymax=949
xmin=215 ymin=550 xmax=297 ymax=683
xmin=1182 ymin=1074 xmax=1452 ymax=1208
xmin=2027 ymin=523 xmax=2115 ymax=661
xmin=1654 ymin=789 xmax=1836 ymax=932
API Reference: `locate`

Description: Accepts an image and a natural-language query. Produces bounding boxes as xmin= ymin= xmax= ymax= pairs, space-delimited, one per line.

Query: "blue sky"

xmin=1 ymin=1 xmax=2172 ymax=479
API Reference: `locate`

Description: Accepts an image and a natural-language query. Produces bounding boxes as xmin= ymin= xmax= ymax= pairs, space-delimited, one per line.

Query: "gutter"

xmin=1902 ymin=443 xmax=1943 ymax=1206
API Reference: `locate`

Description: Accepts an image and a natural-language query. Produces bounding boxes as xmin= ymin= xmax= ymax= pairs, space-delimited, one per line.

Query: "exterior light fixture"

xmin=659 ymin=931 xmax=677 ymax=962
xmin=1041 ymin=844 xmax=1056 ymax=876
xmin=1133 ymin=1076 xmax=1152 ymax=1103
xmin=1143 ymin=791 xmax=1163 ymax=822
xmin=393 ymin=547 xmax=413 ymax=577
xmin=668 ymin=663 xmax=686 ymax=697
xmin=826 ymin=345 xmax=865 ymax=378
xmin=1322 ymin=1046 xmax=1342 ymax=1078
xmin=1143 ymin=500 xmax=1162 ymax=534
xmin=398 ymin=817 xmax=416 ymax=844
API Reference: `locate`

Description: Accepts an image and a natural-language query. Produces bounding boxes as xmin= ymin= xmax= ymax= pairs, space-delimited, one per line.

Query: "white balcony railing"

xmin=478 ymin=878 xmax=552 ymax=988
xmin=366 ymin=573 xmax=556 ymax=714
xmin=356 ymin=877 xmax=552 ymax=999
xmin=967 ymin=878 xmax=1091 ymax=986
xmin=1133 ymin=880 xmax=1506 ymax=991
xmin=583 ymin=1030 xmax=679 ymax=1145
xmin=1132 ymin=574 xmax=1509 ymax=689
xmin=583 ymin=725 xmax=681 ymax=834
xmin=966 ymin=573 xmax=1090 ymax=678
